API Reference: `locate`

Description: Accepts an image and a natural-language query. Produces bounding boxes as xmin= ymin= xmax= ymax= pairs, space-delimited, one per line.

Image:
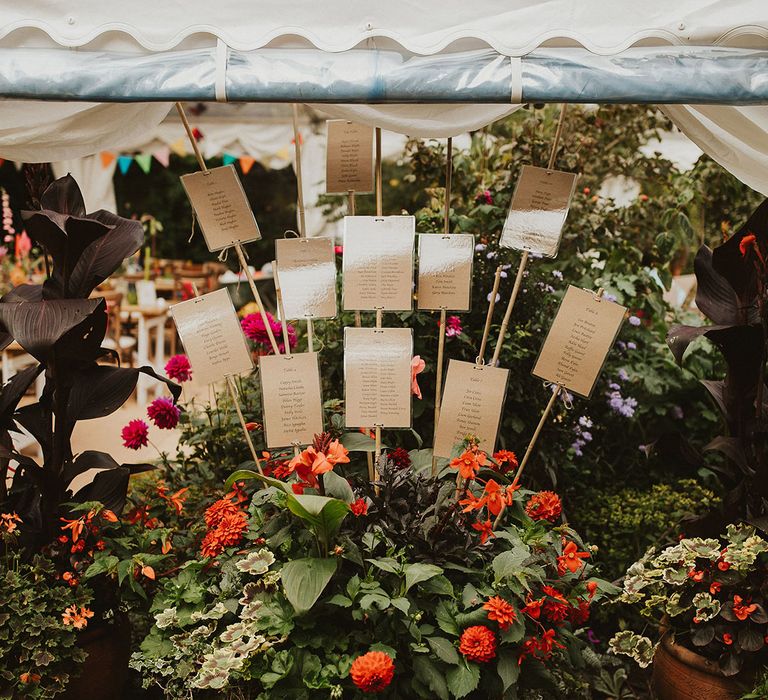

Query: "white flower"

xmin=154 ymin=607 xmax=177 ymax=629
xmin=236 ymin=549 xmax=275 ymax=575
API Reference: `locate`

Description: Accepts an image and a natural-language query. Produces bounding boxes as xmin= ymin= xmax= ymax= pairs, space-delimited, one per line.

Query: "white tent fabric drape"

xmin=51 ymin=154 xmax=117 ymax=212
xmin=1 ymin=1 xmax=767 ymax=200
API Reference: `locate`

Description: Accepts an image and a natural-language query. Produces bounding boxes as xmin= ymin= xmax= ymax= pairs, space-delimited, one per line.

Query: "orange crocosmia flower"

xmin=450 ymin=449 xmax=487 ymax=480
xmin=471 ymin=518 xmax=495 ymax=544
xmin=100 ymin=509 xmax=118 ymax=522
xmin=733 ymin=595 xmax=758 ymax=621
xmin=481 ymin=479 xmax=505 ymax=516
xmin=522 ymin=594 xmax=544 ymax=619
xmin=62 ymin=605 xmax=94 ymax=630
xmin=739 ymin=233 xmax=765 ymax=265
xmin=483 ymin=596 xmax=518 ymax=631
xmin=459 ymin=492 xmax=484 ymax=513
xmin=557 ymin=541 xmax=590 ymax=575
xmin=160 ymin=487 xmax=189 ymax=515
xmin=0 ymin=512 xmax=21 ymax=533
xmin=60 ymin=517 xmax=84 ymax=542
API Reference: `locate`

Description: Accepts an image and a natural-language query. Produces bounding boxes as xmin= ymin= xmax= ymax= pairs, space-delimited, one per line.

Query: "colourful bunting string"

xmin=239 ymin=156 xmax=256 ymax=175
xmin=222 ymin=153 xmax=237 ymax=166
xmin=99 ymin=151 xmax=116 ymax=168
xmin=169 ymin=138 xmax=187 ymax=158
xmin=134 ymin=153 xmax=153 ymax=174
xmin=153 ymin=146 xmax=170 ymax=168
xmin=117 ymin=155 xmax=133 ymax=175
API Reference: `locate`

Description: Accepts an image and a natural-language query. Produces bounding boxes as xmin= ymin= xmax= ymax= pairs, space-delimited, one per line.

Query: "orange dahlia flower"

xmin=483 ymin=596 xmax=517 ymax=631
xmin=200 ymin=510 xmax=248 ymax=558
xmin=349 ymin=651 xmax=395 ymax=693
xmin=204 ymin=497 xmax=241 ymax=528
xmin=459 ymin=625 xmax=497 ymax=663
xmin=525 ymin=491 xmax=562 ymax=522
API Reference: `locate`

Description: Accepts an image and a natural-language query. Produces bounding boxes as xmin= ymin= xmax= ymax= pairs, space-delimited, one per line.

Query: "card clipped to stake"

xmin=417 ymin=233 xmax=474 ymax=311
xmin=259 ymin=352 xmax=324 ymax=448
xmin=500 ymin=165 xmax=577 ymax=258
xmin=326 ymin=120 xmax=374 ymax=194
xmin=180 ymin=164 xmax=261 ymax=252
xmin=533 ymin=285 xmax=626 ymax=398
xmin=433 ymin=360 xmax=509 ymax=459
xmin=344 ymin=327 xmax=413 ymax=429
xmin=275 ymin=237 xmax=337 ymax=319
xmin=342 ymin=216 xmax=415 ymax=311
xmin=170 ymin=288 xmax=253 ymax=386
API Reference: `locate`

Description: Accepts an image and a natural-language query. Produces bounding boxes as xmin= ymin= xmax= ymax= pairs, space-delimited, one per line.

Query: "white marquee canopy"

xmin=0 ymin=1 xmax=767 ymax=194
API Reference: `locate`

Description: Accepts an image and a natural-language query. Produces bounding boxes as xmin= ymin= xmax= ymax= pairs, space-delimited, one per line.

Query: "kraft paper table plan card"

xmin=180 ymin=164 xmax=261 ymax=252
xmin=170 ymin=288 xmax=253 ymax=386
xmin=344 ymin=327 xmax=413 ymax=428
xmin=259 ymin=352 xmax=324 ymax=448
xmin=326 ymin=120 xmax=374 ymax=194
xmin=342 ymin=216 xmax=415 ymax=311
xmin=433 ymin=360 xmax=510 ymax=458
xmin=500 ymin=165 xmax=577 ymax=258
xmin=275 ymin=237 xmax=337 ymax=319
xmin=417 ymin=233 xmax=474 ymax=311
xmin=533 ymin=285 xmax=627 ymax=398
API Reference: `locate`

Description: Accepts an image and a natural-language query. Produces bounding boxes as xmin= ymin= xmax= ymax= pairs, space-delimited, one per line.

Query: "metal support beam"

xmin=0 ymin=46 xmax=766 ymax=105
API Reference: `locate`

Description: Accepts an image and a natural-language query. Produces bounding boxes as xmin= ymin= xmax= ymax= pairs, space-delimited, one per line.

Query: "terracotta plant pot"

xmin=62 ymin=615 xmax=131 ymax=700
xmin=652 ymin=632 xmax=749 ymax=700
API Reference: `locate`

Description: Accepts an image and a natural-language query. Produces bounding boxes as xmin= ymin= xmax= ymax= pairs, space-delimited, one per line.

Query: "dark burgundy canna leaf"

xmin=693 ymin=245 xmax=756 ymax=325
xmin=39 ymin=173 xmax=86 ymax=217
xmin=0 ymin=298 xmax=101 ymax=362
xmin=66 ymin=364 xmax=181 ymax=424
xmin=0 ymin=363 xmax=42 ymax=431
xmin=712 ymin=198 xmax=768 ymax=301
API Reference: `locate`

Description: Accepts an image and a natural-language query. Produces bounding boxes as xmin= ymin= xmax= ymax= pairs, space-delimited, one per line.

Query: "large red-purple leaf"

xmin=70 ymin=465 xmax=130 ymax=514
xmin=68 ymin=212 xmax=144 ymax=297
xmin=693 ymin=245 xmax=756 ymax=326
xmin=62 ymin=450 xmax=154 ymax=489
xmin=712 ymin=198 xmax=768 ymax=301
xmin=39 ymin=173 xmax=86 ymax=217
xmin=667 ymin=322 xmax=733 ymax=365
xmin=53 ymin=298 xmax=108 ymax=369
xmin=66 ymin=364 xmax=181 ymax=423
xmin=700 ymin=379 xmax=727 ymax=419
xmin=14 ymin=403 xmax=52 ymax=463
xmin=703 ymin=436 xmax=751 ymax=475
xmin=0 ymin=363 xmax=42 ymax=431
xmin=0 ymin=298 xmax=100 ymax=362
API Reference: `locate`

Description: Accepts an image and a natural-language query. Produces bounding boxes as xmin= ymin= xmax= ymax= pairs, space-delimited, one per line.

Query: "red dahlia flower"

xmin=349 ymin=651 xmax=395 ymax=693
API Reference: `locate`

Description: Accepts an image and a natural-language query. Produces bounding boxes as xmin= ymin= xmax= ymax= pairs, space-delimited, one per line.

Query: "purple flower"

xmin=627 ymin=341 xmax=637 ymax=350
xmin=475 ymin=243 xmax=487 ymax=252
xmin=628 ymin=315 xmax=641 ymax=326
xmin=604 ymin=293 xmax=618 ymax=303
xmin=551 ymin=270 xmax=563 ymax=279
xmin=578 ymin=416 xmax=593 ymax=428
xmin=608 ymin=390 xmax=637 ymax=418
xmin=487 ymin=292 xmax=500 ymax=303
xmin=581 ymin=431 xmax=592 ymax=442
xmin=618 ymin=368 xmax=629 ymax=382
xmin=486 ymin=251 xmax=497 ymax=260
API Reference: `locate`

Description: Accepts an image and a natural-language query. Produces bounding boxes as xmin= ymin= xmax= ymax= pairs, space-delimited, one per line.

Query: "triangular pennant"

xmin=99 ymin=151 xmax=116 ymax=168
xmin=152 ymin=146 xmax=170 ymax=168
xmin=239 ymin=156 xmax=255 ymax=175
xmin=134 ymin=153 xmax=153 ymax=174
xmin=117 ymin=155 xmax=133 ymax=175
xmin=222 ymin=153 xmax=237 ymax=166
xmin=169 ymin=138 xmax=187 ymax=158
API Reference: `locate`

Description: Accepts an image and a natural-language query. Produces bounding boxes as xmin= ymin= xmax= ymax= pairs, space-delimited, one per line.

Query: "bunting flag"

xmin=239 ymin=156 xmax=256 ymax=175
xmin=169 ymin=138 xmax=188 ymax=158
xmin=134 ymin=153 xmax=153 ymax=174
xmin=117 ymin=155 xmax=133 ymax=175
xmin=153 ymin=146 xmax=170 ymax=168
xmin=222 ymin=153 xmax=237 ymax=166
xmin=100 ymin=151 xmax=116 ymax=168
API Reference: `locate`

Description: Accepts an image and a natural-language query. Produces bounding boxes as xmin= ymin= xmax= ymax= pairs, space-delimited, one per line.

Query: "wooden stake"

xmin=234 ymin=243 xmax=281 ymax=355
xmin=348 ymin=190 xmax=356 ymax=216
xmin=375 ymin=127 xmax=383 ymax=216
xmin=226 ymin=376 xmax=264 ymax=475
xmin=272 ymin=262 xmax=291 ymax=357
xmin=511 ymin=385 xmax=561 ymax=489
xmin=491 ymin=251 xmax=528 ymax=366
xmin=175 ymin=101 xmax=280 ymax=356
xmin=489 ymin=103 xmax=569 ymax=366
xmin=306 ymin=318 xmax=314 ymax=352
xmin=477 ymin=265 xmax=503 ymax=364
xmin=292 ymin=104 xmax=307 ymax=238
xmin=432 ymin=137 xmax=453 ymax=475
